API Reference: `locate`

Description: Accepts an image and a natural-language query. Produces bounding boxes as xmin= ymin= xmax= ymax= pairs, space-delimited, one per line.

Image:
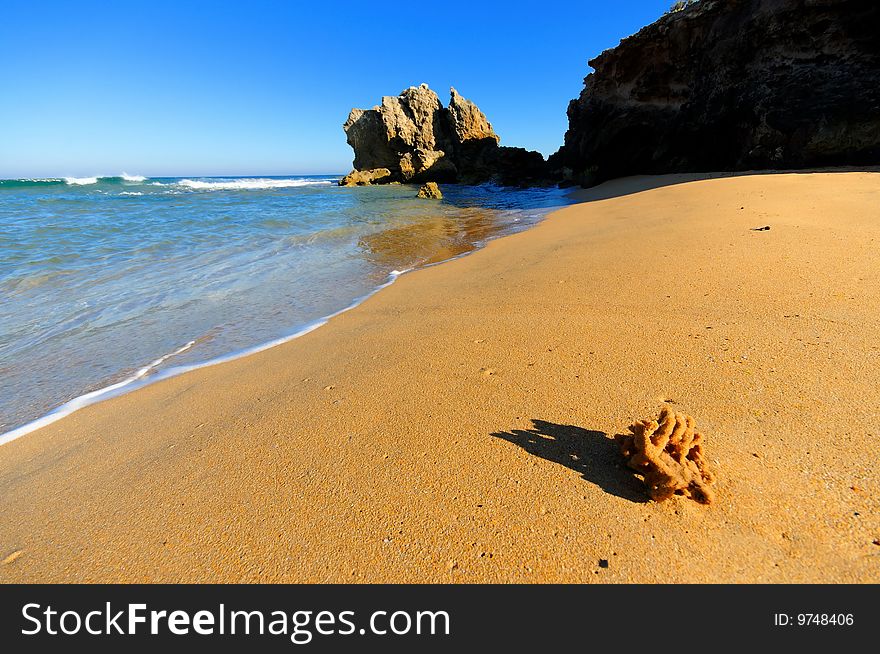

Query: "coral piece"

xmin=616 ymin=407 xmax=715 ymax=504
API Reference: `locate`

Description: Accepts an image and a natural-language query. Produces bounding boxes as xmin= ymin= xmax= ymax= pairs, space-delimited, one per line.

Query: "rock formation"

xmin=416 ymin=182 xmax=443 ymax=199
xmin=341 ymin=84 xmax=550 ymax=186
xmin=551 ymin=0 xmax=880 ymax=185
xmin=339 ymin=168 xmax=392 ymax=187
xmin=616 ymin=407 xmax=716 ymax=504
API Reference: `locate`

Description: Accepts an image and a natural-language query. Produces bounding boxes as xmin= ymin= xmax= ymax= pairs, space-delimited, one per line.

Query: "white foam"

xmin=0 ymin=340 xmax=195 ymax=447
xmin=119 ymin=191 xmax=144 ymax=196
xmin=64 ymin=176 xmax=99 ymax=185
xmin=121 ymin=173 xmax=147 ymax=182
xmin=0 ymin=270 xmax=408 ymax=447
xmin=177 ymin=178 xmax=334 ymax=191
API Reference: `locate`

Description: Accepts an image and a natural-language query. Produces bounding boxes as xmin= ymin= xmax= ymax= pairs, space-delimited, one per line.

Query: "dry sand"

xmin=1 ymin=171 xmax=878 ymax=583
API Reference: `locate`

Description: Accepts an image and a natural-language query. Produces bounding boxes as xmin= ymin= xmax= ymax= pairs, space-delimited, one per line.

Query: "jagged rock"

xmin=342 ymin=110 xmax=400 ymax=175
xmin=341 ymin=84 xmax=551 ymax=186
xmin=416 ymin=182 xmax=443 ymax=199
xmin=447 ymin=87 xmax=499 ymax=145
xmin=339 ymin=168 xmax=393 ymax=186
xmin=399 ymin=148 xmax=456 ymax=183
xmin=341 ymin=84 xmax=453 ymax=183
xmin=551 ymin=0 xmax=880 ymax=186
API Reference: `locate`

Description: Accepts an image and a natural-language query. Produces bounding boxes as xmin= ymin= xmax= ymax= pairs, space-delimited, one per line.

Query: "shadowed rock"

xmin=551 ymin=0 xmax=880 ymax=186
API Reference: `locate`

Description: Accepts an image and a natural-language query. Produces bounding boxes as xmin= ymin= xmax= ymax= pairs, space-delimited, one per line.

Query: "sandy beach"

xmin=1 ymin=171 xmax=878 ymax=583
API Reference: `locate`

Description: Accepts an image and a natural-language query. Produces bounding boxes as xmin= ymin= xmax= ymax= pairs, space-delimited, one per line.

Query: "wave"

xmin=63 ymin=176 xmax=147 ymax=186
xmin=0 ymin=340 xmax=196 ymax=447
xmin=86 ymin=175 xmax=150 ymax=185
xmin=1 ymin=175 xmax=334 ymax=190
xmin=176 ymin=178 xmax=335 ymax=191
xmin=0 ymin=175 xmax=150 ymax=189
xmin=0 ymin=178 xmax=65 ymax=189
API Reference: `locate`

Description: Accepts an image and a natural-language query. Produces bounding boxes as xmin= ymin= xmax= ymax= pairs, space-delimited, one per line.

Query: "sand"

xmin=1 ymin=171 xmax=878 ymax=583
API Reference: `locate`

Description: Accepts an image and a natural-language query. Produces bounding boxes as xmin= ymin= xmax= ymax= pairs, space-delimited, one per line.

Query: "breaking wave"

xmin=0 ymin=175 xmax=339 ymax=191
xmin=175 ymin=178 xmax=335 ymax=191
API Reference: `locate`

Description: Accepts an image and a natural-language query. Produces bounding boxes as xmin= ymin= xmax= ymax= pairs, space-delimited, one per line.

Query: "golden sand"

xmin=1 ymin=171 xmax=878 ymax=583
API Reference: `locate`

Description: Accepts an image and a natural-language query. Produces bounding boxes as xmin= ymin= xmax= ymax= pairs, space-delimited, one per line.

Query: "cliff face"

xmin=552 ymin=0 xmax=880 ymax=185
xmin=341 ymin=85 xmax=549 ymax=186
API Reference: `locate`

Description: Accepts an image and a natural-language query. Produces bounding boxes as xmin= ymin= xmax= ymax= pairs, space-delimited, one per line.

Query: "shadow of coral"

xmin=492 ymin=419 xmax=647 ymax=503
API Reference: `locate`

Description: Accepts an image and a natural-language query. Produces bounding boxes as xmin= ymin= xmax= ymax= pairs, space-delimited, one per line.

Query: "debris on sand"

xmin=616 ymin=407 xmax=716 ymax=504
xmin=2 ymin=550 xmax=23 ymax=565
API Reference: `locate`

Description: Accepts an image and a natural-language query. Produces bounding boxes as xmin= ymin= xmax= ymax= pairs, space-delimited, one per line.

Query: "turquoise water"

xmin=0 ymin=175 xmax=571 ymax=438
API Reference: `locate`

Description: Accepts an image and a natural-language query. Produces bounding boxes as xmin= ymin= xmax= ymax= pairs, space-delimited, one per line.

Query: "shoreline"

xmin=0 ymin=182 xmax=570 ymax=445
xmin=0 ymin=268 xmax=406 ymax=448
xmin=2 ymin=170 xmax=879 ymax=583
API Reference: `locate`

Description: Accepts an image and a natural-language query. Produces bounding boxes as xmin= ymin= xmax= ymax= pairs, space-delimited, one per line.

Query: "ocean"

xmin=0 ymin=174 xmax=571 ymax=441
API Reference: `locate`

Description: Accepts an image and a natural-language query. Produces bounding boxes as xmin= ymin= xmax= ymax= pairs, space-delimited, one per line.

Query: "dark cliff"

xmin=552 ymin=0 xmax=880 ymax=185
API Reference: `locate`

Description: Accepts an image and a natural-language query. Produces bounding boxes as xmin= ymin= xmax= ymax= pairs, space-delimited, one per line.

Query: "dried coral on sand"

xmin=616 ymin=407 xmax=716 ymax=504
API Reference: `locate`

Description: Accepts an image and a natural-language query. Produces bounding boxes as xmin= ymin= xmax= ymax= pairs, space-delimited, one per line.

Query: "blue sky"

xmin=1 ymin=1 xmax=673 ymax=177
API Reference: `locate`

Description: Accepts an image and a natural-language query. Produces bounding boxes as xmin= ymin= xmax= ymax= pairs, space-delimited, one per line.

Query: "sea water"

xmin=0 ymin=175 xmax=571 ymax=440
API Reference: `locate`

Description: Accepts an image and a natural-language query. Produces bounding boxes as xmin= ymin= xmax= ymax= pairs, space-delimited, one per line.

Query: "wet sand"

xmin=1 ymin=171 xmax=878 ymax=582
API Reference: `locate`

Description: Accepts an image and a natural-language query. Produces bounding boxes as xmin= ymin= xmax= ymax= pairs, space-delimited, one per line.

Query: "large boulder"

xmin=339 ymin=168 xmax=393 ymax=186
xmin=341 ymin=84 xmax=551 ymax=186
xmin=551 ymin=0 xmax=880 ymax=186
xmin=416 ymin=182 xmax=443 ymax=199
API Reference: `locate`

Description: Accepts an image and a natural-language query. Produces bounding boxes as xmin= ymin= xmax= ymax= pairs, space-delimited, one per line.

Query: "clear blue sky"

xmin=1 ymin=1 xmax=673 ymax=177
